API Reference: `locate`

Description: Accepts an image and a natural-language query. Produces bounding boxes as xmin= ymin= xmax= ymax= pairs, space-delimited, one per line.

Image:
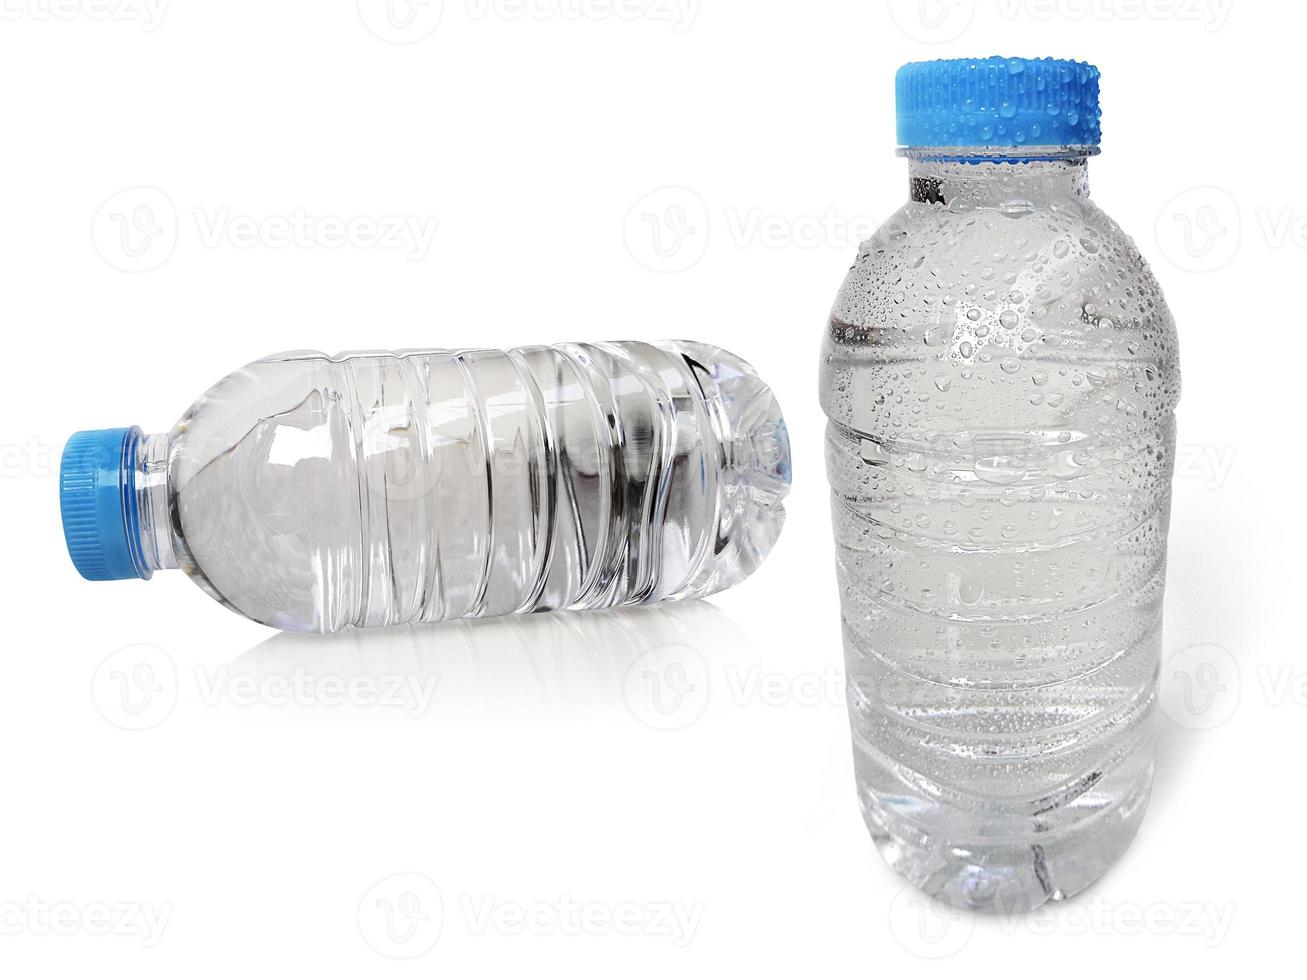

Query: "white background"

xmin=0 ymin=0 xmax=1293 ymax=975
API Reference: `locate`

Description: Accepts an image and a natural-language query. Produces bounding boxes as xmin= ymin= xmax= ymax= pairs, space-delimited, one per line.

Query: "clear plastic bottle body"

xmin=142 ymin=341 xmax=789 ymax=632
xmin=820 ymin=151 xmax=1180 ymax=911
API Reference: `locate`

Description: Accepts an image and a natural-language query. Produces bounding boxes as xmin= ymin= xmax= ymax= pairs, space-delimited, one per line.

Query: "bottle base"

xmin=861 ymin=773 xmax=1152 ymax=914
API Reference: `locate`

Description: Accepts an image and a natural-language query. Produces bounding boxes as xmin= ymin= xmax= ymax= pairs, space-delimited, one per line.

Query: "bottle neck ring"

xmin=901 ymin=147 xmax=1095 ymax=208
xmin=134 ymin=432 xmax=180 ymax=574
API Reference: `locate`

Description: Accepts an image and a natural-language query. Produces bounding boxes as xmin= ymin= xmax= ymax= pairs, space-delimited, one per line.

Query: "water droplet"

xmin=859 ymin=439 xmax=888 ymax=465
xmin=1000 ymin=357 xmax=1020 ymax=374
xmin=999 ymin=310 xmax=1018 ymax=329
xmin=958 ymin=579 xmax=984 ymax=604
xmin=934 ymin=375 xmax=952 ymax=393
xmin=974 ymin=456 xmax=1027 ymax=485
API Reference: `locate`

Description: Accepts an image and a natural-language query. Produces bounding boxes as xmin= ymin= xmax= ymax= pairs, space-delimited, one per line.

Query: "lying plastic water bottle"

xmin=61 ymin=341 xmax=790 ymax=631
xmin=820 ymin=58 xmax=1180 ymax=911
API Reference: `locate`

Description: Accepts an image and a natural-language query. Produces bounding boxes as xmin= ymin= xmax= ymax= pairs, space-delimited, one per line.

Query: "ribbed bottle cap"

xmin=60 ymin=427 xmax=150 ymax=581
xmin=896 ymin=57 xmax=1101 ymax=148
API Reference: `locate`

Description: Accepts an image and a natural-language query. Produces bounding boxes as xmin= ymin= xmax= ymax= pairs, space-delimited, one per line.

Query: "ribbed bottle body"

xmin=821 ymin=159 xmax=1180 ymax=911
xmin=159 ymin=341 xmax=788 ymax=631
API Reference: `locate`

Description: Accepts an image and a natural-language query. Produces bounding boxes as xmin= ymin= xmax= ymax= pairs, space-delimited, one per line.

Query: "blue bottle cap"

xmin=896 ymin=57 xmax=1101 ymax=149
xmin=60 ymin=427 xmax=151 ymax=581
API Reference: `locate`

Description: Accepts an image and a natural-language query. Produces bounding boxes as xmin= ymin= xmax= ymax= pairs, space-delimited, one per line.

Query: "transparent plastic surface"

xmin=150 ymin=341 xmax=789 ymax=631
xmin=820 ymin=154 xmax=1180 ymax=912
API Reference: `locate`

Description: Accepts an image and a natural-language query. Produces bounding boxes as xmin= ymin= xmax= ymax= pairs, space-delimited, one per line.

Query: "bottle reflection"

xmin=234 ymin=601 xmax=752 ymax=724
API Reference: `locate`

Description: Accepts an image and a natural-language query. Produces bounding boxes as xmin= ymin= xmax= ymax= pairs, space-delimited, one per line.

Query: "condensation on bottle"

xmin=821 ymin=58 xmax=1181 ymax=912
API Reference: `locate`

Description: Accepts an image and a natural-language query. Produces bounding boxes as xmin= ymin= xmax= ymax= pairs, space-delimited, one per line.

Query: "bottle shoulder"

xmin=819 ymin=199 xmax=1180 ymax=434
xmin=828 ymin=199 xmax=1177 ymax=351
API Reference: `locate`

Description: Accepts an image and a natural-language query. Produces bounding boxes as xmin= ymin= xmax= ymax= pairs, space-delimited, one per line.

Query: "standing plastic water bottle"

xmin=61 ymin=341 xmax=790 ymax=632
xmin=821 ymin=58 xmax=1180 ymax=911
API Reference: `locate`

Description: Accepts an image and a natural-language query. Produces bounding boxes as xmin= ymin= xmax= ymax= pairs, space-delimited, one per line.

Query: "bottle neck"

xmin=133 ymin=432 xmax=180 ymax=573
xmin=902 ymin=147 xmax=1094 ymax=210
